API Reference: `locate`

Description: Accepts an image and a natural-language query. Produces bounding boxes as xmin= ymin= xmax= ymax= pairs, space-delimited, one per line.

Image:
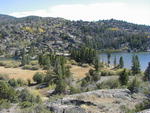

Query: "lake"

xmin=99 ymin=52 xmax=150 ymax=71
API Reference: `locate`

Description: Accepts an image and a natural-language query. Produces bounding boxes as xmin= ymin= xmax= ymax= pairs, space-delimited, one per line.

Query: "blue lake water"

xmin=99 ymin=52 xmax=150 ymax=71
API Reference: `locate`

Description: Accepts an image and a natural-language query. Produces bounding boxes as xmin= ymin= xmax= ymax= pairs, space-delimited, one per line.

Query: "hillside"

xmin=0 ymin=14 xmax=150 ymax=57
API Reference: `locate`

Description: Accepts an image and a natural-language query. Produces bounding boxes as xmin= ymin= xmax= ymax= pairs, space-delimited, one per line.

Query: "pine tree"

xmin=26 ymin=55 xmax=30 ymax=65
xmin=94 ymin=56 xmax=100 ymax=72
xmin=107 ymin=53 xmax=111 ymax=66
xmin=21 ymin=49 xmax=30 ymax=66
xmin=119 ymin=69 xmax=129 ymax=85
xmin=21 ymin=54 xmax=26 ymax=66
xmin=38 ymin=54 xmax=43 ymax=65
xmin=70 ymin=47 xmax=97 ymax=64
xmin=131 ymin=55 xmax=140 ymax=75
xmin=119 ymin=56 xmax=124 ymax=68
xmin=144 ymin=62 xmax=150 ymax=81
xmin=21 ymin=49 xmax=26 ymax=66
xmin=114 ymin=56 xmax=117 ymax=67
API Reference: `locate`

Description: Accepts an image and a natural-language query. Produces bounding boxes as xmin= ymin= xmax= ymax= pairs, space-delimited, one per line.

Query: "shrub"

xmin=0 ymin=99 xmax=11 ymax=110
xmin=81 ymin=79 xmax=88 ymax=87
xmin=8 ymin=78 xmax=18 ymax=87
xmin=88 ymin=69 xmax=101 ymax=81
xmin=93 ymin=72 xmax=101 ymax=81
xmin=18 ymin=89 xmax=37 ymax=103
xmin=119 ymin=69 xmax=129 ymax=86
xmin=17 ymin=79 xmax=26 ymax=86
xmin=128 ymin=77 xmax=140 ymax=93
xmin=70 ymin=86 xmax=81 ymax=94
xmin=134 ymin=100 xmax=150 ymax=112
xmin=54 ymin=79 xmax=67 ymax=94
xmin=27 ymin=79 xmax=31 ymax=86
xmin=33 ymin=72 xmax=44 ymax=84
xmin=70 ymin=60 xmax=77 ymax=65
xmin=0 ymin=81 xmax=17 ymax=102
xmin=82 ymin=69 xmax=101 ymax=84
xmin=35 ymin=95 xmax=42 ymax=103
xmin=30 ymin=61 xmax=38 ymax=66
xmin=100 ymin=70 xmax=116 ymax=76
xmin=97 ymin=79 xmax=120 ymax=89
xmin=22 ymin=65 xmax=39 ymax=70
xmin=19 ymin=101 xmax=34 ymax=108
xmin=0 ymin=74 xmax=9 ymax=80
xmin=0 ymin=61 xmax=20 ymax=68
xmin=0 ymin=62 xmax=5 ymax=66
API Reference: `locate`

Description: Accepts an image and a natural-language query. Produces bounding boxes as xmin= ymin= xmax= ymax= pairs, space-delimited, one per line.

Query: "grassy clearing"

xmin=70 ymin=65 xmax=92 ymax=80
xmin=0 ymin=60 xmax=20 ymax=68
xmin=0 ymin=66 xmax=45 ymax=81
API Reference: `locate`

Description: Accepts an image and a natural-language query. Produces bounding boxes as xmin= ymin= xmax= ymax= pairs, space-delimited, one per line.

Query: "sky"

xmin=0 ymin=0 xmax=150 ymax=25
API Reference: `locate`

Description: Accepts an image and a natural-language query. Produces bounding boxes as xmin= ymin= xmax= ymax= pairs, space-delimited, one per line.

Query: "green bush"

xmin=81 ymin=79 xmax=88 ymax=87
xmin=119 ymin=69 xmax=129 ymax=86
xmin=30 ymin=61 xmax=38 ymax=66
xmin=70 ymin=60 xmax=78 ymax=65
xmin=19 ymin=89 xmax=34 ymax=102
xmin=0 ymin=81 xmax=17 ymax=102
xmin=0 ymin=74 xmax=9 ymax=80
xmin=35 ymin=95 xmax=42 ymax=103
xmin=97 ymin=79 xmax=120 ymax=89
xmin=134 ymin=100 xmax=150 ymax=112
xmin=22 ymin=65 xmax=39 ymax=70
xmin=17 ymin=79 xmax=26 ymax=86
xmin=54 ymin=79 xmax=67 ymax=94
xmin=128 ymin=77 xmax=140 ymax=93
xmin=81 ymin=69 xmax=101 ymax=86
xmin=8 ymin=78 xmax=18 ymax=87
xmin=122 ymin=99 xmax=150 ymax=113
xmin=0 ymin=61 xmax=20 ymax=68
xmin=19 ymin=101 xmax=34 ymax=108
xmin=100 ymin=70 xmax=116 ymax=76
xmin=0 ymin=62 xmax=5 ymax=66
xmin=70 ymin=86 xmax=81 ymax=94
xmin=33 ymin=72 xmax=44 ymax=84
xmin=27 ymin=79 xmax=31 ymax=86
xmin=0 ymin=99 xmax=11 ymax=110
xmin=88 ymin=69 xmax=101 ymax=81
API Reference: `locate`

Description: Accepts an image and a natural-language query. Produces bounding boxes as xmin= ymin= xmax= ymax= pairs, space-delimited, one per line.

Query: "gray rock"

xmin=46 ymin=89 xmax=147 ymax=113
xmin=137 ymin=109 xmax=150 ymax=113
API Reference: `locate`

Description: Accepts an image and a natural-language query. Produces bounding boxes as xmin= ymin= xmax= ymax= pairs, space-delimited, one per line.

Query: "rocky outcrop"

xmin=46 ymin=89 xmax=147 ymax=113
xmin=138 ymin=109 xmax=150 ymax=113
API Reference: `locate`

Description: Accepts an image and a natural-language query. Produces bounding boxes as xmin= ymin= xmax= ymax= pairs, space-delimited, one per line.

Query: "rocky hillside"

xmin=0 ymin=89 xmax=147 ymax=113
xmin=0 ymin=14 xmax=150 ymax=56
xmin=46 ymin=89 xmax=147 ymax=113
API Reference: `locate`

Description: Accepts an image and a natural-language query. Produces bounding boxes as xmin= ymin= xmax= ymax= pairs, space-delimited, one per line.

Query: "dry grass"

xmin=70 ymin=65 xmax=92 ymax=79
xmin=0 ymin=66 xmax=45 ymax=81
xmin=0 ymin=63 xmax=91 ymax=81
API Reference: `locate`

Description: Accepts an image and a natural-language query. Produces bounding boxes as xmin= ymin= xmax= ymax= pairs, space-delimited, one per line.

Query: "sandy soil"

xmin=0 ymin=66 xmax=45 ymax=80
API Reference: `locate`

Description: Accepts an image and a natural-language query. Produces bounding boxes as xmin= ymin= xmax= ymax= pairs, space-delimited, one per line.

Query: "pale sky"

xmin=0 ymin=0 xmax=150 ymax=25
